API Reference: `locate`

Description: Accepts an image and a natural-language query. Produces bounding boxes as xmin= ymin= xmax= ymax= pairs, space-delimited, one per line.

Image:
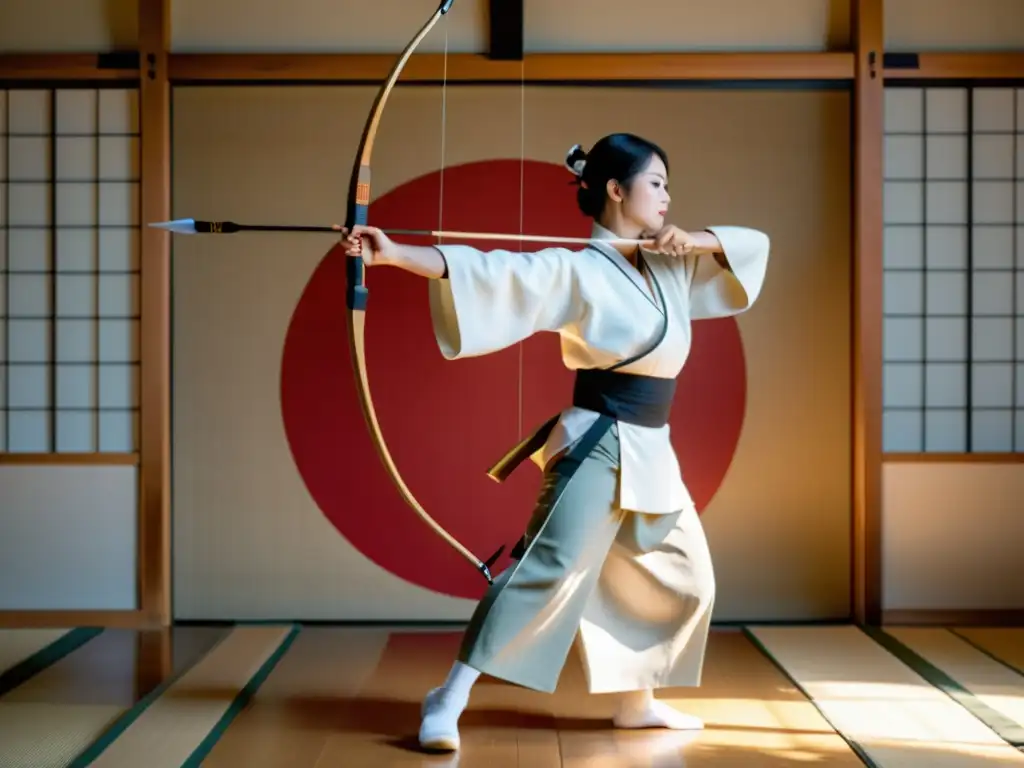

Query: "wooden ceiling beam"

xmin=884 ymin=51 xmax=1024 ymax=79
xmin=0 ymin=52 xmax=139 ymax=81
xmin=164 ymin=51 xmax=855 ymax=83
xmin=5 ymin=50 xmax=1024 ymax=85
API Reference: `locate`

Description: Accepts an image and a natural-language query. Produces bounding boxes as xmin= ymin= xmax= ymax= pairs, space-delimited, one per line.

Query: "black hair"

xmin=565 ymin=133 xmax=669 ymax=219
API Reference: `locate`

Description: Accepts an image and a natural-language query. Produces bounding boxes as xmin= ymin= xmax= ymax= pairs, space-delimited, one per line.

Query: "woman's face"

xmin=615 ymin=153 xmax=671 ymax=235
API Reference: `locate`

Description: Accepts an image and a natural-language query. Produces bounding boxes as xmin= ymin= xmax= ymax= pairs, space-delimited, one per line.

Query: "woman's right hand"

xmin=335 ymin=224 xmax=397 ymax=267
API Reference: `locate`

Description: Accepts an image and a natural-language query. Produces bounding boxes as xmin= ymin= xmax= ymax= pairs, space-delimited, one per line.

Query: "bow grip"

xmin=345 ymin=202 xmax=369 ymax=311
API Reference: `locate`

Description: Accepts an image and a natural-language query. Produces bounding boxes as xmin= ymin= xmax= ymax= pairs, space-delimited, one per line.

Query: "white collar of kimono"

xmin=587 ymin=221 xmax=654 ymax=299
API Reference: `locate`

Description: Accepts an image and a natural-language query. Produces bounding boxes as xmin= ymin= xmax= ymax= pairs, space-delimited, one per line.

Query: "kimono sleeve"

xmin=427 ymin=244 xmax=581 ymax=359
xmin=683 ymin=225 xmax=770 ymax=320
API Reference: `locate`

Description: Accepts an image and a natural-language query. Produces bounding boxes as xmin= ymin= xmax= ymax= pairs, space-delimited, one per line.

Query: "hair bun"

xmin=564 ymin=144 xmax=587 ymax=177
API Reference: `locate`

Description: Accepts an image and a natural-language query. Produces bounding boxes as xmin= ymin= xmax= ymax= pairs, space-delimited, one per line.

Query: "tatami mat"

xmin=0 ymin=630 xmax=69 ymax=676
xmin=3 ymin=623 xmax=1018 ymax=766
xmin=0 ymin=629 xmax=100 ymax=698
xmin=878 ymin=627 xmax=1024 ymax=747
xmin=746 ymin=625 xmax=1024 ymax=766
xmin=956 ymin=629 xmax=1024 ymax=677
xmin=79 ymin=624 xmax=298 ymax=768
xmin=0 ymin=703 xmax=125 ymax=768
xmin=0 ymin=630 xmax=129 ymax=768
xmin=198 ymin=627 xmax=392 ymax=767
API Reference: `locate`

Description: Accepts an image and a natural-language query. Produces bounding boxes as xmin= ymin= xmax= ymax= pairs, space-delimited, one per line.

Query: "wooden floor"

xmin=0 ymin=624 xmax=1022 ymax=766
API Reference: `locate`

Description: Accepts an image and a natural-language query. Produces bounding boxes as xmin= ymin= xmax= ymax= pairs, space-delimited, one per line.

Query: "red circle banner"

xmin=280 ymin=160 xmax=747 ymax=600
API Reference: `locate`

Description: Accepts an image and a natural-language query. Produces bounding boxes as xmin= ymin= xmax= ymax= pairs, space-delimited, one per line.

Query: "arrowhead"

xmin=148 ymin=218 xmax=198 ymax=234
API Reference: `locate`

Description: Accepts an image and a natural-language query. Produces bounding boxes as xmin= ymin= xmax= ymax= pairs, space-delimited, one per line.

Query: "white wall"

xmin=0 ymin=466 xmax=137 ymax=610
xmin=882 ymin=463 xmax=1024 ymax=611
xmin=168 ymin=84 xmax=853 ymax=622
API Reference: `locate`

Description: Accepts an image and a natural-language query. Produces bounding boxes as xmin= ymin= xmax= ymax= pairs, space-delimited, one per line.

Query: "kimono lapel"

xmin=587 ymin=223 xmax=660 ymax=310
xmin=580 ymin=224 xmax=671 ymax=373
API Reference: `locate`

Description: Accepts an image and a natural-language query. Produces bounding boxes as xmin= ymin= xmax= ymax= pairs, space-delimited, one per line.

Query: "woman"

xmin=341 ymin=133 xmax=770 ymax=752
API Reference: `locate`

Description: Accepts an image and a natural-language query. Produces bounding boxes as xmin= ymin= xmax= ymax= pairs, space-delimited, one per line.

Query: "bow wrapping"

xmin=342 ymin=0 xmax=504 ymax=585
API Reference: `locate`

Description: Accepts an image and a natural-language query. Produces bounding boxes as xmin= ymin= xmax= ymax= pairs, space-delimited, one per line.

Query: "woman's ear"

xmin=606 ymin=178 xmax=624 ymax=203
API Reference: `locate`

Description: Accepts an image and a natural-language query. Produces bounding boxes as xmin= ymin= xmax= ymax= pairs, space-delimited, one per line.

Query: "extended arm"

xmin=388 ymin=243 xmax=449 ymax=278
xmin=428 ymin=243 xmax=581 ymax=359
xmin=341 ymin=224 xmax=581 ymax=360
xmin=341 ymin=226 xmax=449 ymax=278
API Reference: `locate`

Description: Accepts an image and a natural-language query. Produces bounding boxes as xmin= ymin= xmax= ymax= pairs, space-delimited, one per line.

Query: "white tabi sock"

xmin=442 ymin=660 xmax=480 ymax=699
xmin=613 ymin=688 xmax=704 ymax=731
xmin=419 ymin=661 xmax=480 ymax=751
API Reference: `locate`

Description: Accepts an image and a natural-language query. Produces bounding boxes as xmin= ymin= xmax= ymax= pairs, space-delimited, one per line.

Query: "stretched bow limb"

xmin=148 ymin=218 xmax=654 ymax=247
xmin=341 ymin=0 xmax=510 ymax=585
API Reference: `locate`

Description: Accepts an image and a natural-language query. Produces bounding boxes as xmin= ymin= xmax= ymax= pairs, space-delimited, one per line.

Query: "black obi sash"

xmin=485 ymin=368 xmax=676 ymax=484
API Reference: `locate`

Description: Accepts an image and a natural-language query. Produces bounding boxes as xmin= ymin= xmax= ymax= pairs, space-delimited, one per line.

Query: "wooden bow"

xmin=149 ymin=2 xmax=640 ymax=587
xmin=339 ymin=0 xmax=508 ymax=585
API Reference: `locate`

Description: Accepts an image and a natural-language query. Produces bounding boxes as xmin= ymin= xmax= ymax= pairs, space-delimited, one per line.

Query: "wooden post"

xmin=138 ymin=0 xmax=172 ymax=627
xmin=851 ymin=0 xmax=884 ymax=626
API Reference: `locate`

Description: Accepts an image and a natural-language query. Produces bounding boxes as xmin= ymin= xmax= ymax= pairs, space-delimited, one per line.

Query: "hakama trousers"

xmin=458 ymin=423 xmax=717 ymax=694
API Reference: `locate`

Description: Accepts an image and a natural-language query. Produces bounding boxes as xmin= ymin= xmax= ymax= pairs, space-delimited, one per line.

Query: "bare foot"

xmin=613 ymin=698 xmax=704 ymax=730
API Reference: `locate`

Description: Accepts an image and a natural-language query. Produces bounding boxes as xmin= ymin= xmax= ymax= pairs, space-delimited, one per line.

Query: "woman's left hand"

xmin=646 ymin=225 xmax=697 ymax=258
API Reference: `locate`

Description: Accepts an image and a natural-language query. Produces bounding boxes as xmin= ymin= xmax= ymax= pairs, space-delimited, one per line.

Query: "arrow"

xmin=148 ymin=218 xmax=652 ymax=247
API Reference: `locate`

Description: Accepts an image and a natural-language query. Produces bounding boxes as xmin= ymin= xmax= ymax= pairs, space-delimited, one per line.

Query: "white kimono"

xmin=428 ymin=222 xmax=770 ymax=515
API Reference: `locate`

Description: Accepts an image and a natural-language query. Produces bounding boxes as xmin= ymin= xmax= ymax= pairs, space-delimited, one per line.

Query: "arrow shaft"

xmin=390 ymin=229 xmax=647 ymax=246
xmin=181 ymin=220 xmax=649 ymax=246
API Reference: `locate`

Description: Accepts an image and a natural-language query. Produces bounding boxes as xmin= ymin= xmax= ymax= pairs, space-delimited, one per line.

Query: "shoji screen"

xmin=0 ymin=87 xmax=140 ymax=454
xmin=883 ymin=86 xmax=1023 ymax=453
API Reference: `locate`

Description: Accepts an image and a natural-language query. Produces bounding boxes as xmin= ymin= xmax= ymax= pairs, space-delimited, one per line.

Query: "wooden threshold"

xmin=0 ymin=53 xmax=139 ymax=82
xmin=884 ymin=453 xmax=1024 ymax=464
xmin=886 ymin=52 xmax=1024 ymax=80
xmin=0 ymin=610 xmax=150 ymax=629
xmin=168 ymin=51 xmax=855 ymax=82
xmin=883 ymin=610 xmax=1024 ymax=627
xmin=0 ymin=453 xmax=139 ymax=466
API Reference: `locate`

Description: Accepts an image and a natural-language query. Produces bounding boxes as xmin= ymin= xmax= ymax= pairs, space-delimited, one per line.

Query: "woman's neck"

xmin=597 ymin=215 xmax=644 ymax=263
